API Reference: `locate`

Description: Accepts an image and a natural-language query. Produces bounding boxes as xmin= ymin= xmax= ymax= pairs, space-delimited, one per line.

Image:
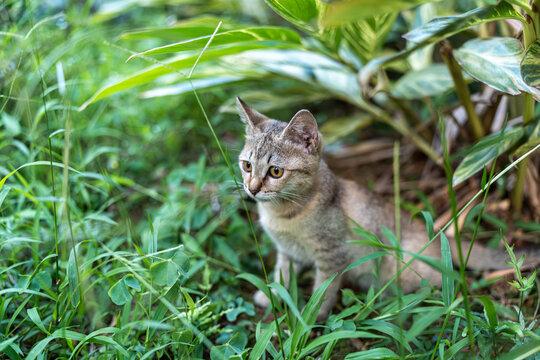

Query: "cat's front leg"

xmin=254 ymin=251 xmax=300 ymax=307
xmin=313 ymin=264 xmax=343 ymax=321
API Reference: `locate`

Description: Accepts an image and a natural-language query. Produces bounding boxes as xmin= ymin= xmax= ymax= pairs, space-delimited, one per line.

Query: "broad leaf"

xmin=81 ymin=42 xmax=298 ymax=109
xmin=320 ymin=114 xmax=372 ymax=143
xmin=120 ymin=16 xmax=249 ymax=41
xmin=130 ymin=27 xmax=301 ymax=58
xmin=341 ymin=12 xmax=397 ymax=64
xmin=150 ymin=260 xmax=179 ymax=287
xmin=359 ymin=2 xmax=523 ymax=89
xmin=520 ymin=40 xmax=540 ymax=87
xmin=324 ymin=0 xmax=433 ymax=26
xmin=345 ymin=348 xmax=399 ymax=360
xmin=140 ymin=75 xmax=246 ymax=99
xmin=265 ymin=0 xmax=319 ymax=32
xmin=404 ymin=3 xmax=523 ymax=44
xmin=230 ymin=49 xmax=365 ymax=106
xmin=108 ymin=277 xmax=132 ymax=306
xmin=454 ymin=37 xmax=540 ymax=101
xmin=453 ymin=126 xmax=525 ymax=185
xmin=391 ymin=64 xmax=456 ymax=99
xmin=497 ymin=339 xmax=540 ymax=360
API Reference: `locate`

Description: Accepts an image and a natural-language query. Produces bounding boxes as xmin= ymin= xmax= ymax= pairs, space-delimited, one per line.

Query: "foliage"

xmin=1 ymin=0 xmax=539 ymax=359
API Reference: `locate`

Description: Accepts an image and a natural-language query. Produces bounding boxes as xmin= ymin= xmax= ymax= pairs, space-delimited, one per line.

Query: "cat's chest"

xmin=257 ymin=204 xmax=337 ymax=261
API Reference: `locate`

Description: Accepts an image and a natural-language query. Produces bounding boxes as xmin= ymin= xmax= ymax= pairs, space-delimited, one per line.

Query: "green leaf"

xmin=341 ymin=12 xmax=397 ymax=64
xmin=453 ymin=126 xmax=525 ymax=185
xmin=391 ymin=64 xmax=457 ymax=99
xmin=440 ymin=233 xmax=454 ymax=308
xmin=265 ymin=0 xmax=319 ymax=32
xmin=108 ymin=277 xmax=132 ymax=306
xmin=27 ymin=308 xmax=48 ymax=335
xmin=140 ymin=75 xmax=245 ymax=99
xmin=359 ymin=3 xmax=523 ymax=88
xmin=454 ymin=38 xmax=540 ymax=100
xmin=477 ymin=295 xmax=498 ymax=331
xmin=124 ymin=275 xmax=141 ymax=291
xmin=343 ymin=252 xmax=387 ymax=273
xmin=320 ymin=114 xmax=372 ymax=144
xmin=67 ymin=247 xmax=80 ymax=307
xmin=231 ymin=49 xmax=364 ymax=106
xmin=120 ymin=16 xmax=249 ymax=41
xmin=150 ymin=260 xmax=179 ymax=287
xmin=520 ymin=40 xmax=540 ymax=87
xmin=81 ymin=42 xmax=298 ymax=109
xmin=131 ymin=27 xmax=301 ymax=58
xmin=497 ymin=339 xmax=540 ymax=360
xmin=324 ymin=0 xmax=433 ymax=26
xmin=404 ymin=3 xmax=523 ymax=44
xmin=248 ymin=316 xmax=283 ymax=360
xmin=298 ymin=330 xmax=384 ymax=358
xmin=345 ymin=347 xmax=399 ymax=359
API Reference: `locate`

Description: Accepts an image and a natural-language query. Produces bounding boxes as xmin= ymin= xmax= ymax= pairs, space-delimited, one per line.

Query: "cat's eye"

xmin=268 ymin=166 xmax=284 ymax=179
xmin=242 ymin=161 xmax=252 ymax=172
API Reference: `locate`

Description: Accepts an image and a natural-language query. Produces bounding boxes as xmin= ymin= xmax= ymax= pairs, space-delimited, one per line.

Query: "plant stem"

xmin=440 ymin=41 xmax=485 ymax=140
xmin=511 ymin=3 xmax=538 ymax=212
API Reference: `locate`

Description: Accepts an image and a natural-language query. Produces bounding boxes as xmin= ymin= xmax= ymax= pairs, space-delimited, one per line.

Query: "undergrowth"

xmin=1 ymin=1 xmax=540 ymax=359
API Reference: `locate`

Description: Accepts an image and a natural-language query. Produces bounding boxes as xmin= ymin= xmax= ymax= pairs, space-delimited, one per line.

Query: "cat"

xmin=236 ymin=97 xmax=539 ymax=321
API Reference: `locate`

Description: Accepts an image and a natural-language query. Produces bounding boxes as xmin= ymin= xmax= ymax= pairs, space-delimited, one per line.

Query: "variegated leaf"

xmin=521 ymin=40 xmax=540 ymax=87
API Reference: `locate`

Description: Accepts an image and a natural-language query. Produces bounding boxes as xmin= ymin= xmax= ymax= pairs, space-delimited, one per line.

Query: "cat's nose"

xmin=249 ymin=187 xmax=260 ymax=195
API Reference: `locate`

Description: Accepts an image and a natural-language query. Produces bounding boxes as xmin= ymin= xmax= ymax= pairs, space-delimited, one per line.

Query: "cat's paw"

xmin=253 ymin=290 xmax=271 ymax=308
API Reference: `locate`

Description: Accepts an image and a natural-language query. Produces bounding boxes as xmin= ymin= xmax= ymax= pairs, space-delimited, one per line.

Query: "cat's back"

xmin=338 ymin=178 xmax=397 ymax=237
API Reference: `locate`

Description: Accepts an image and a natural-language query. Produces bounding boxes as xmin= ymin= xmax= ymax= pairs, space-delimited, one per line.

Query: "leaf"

xmin=120 ymin=16 xmax=249 ymax=41
xmin=320 ymin=114 xmax=372 ymax=143
xmin=345 ymin=347 xmax=399 ymax=359
xmin=230 ymin=49 xmax=364 ymax=106
xmin=108 ymin=277 xmax=132 ymax=306
xmin=140 ymin=75 xmax=245 ymax=99
xmin=477 ymin=295 xmax=498 ymax=331
xmin=130 ymin=27 xmax=301 ymax=58
xmin=341 ymin=12 xmax=397 ymax=64
xmin=298 ymin=330 xmax=384 ymax=358
xmin=81 ymin=42 xmax=298 ymax=109
xmin=324 ymin=0 xmax=432 ymax=26
xmin=497 ymin=339 xmax=540 ymax=360
xmin=404 ymin=3 xmax=523 ymax=44
xmin=150 ymin=260 xmax=179 ymax=287
xmin=67 ymin=247 xmax=80 ymax=307
xmin=248 ymin=316 xmax=284 ymax=360
xmin=440 ymin=233 xmax=454 ymax=308
xmin=27 ymin=308 xmax=48 ymax=334
xmin=454 ymin=37 xmax=540 ymax=100
xmin=520 ymin=40 xmax=540 ymax=87
xmin=265 ymin=0 xmax=319 ymax=32
xmin=391 ymin=64 xmax=457 ymax=99
xmin=124 ymin=275 xmax=141 ymax=291
xmin=343 ymin=252 xmax=387 ymax=273
xmin=453 ymin=126 xmax=525 ymax=185
xmin=359 ymin=3 xmax=523 ymax=88
xmin=268 ymin=282 xmax=306 ymax=326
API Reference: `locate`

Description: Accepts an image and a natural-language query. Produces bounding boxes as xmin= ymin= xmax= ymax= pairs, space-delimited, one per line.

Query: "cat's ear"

xmin=236 ymin=97 xmax=267 ymax=129
xmin=281 ymin=109 xmax=322 ymax=155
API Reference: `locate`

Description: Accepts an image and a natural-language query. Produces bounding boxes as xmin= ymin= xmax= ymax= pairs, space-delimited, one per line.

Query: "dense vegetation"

xmin=1 ymin=0 xmax=539 ymax=359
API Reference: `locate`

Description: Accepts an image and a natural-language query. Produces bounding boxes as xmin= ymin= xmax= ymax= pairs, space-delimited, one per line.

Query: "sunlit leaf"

xmin=81 ymin=42 xmax=298 ymax=109
xmin=520 ymin=40 xmax=540 ymax=87
xmin=265 ymin=0 xmax=319 ymax=32
xmin=324 ymin=0 xmax=433 ymax=26
xmin=120 ymin=16 xmax=248 ymax=41
xmin=454 ymin=38 xmax=540 ymax=101
xmin=453 ymin=126 xmax=525 ymax=185
xmin=131 ymin=27 xmax=301 ymax=58
xmin=341 ymin=12 xmax=397 ymax=64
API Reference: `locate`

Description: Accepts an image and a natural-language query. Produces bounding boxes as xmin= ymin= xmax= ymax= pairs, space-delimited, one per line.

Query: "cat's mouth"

xmin=244 ymin=187 xmax=275 ymax=202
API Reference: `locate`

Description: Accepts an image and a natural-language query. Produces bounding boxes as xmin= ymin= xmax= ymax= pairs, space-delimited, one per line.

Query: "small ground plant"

xmin=1 ymin=1 xmax=539 ymax=359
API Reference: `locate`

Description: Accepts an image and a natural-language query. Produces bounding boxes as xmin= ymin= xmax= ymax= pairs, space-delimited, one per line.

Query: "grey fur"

xmin=237 ymin=98 xmax=540 ymax=321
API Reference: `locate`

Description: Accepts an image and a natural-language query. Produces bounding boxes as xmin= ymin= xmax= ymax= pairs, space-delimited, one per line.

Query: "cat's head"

xmin=237 ymin=97 xmax=323 ymax=203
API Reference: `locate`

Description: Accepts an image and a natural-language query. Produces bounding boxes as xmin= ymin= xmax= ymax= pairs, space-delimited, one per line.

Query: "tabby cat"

xmin=236 ymin=97 xmax=538 ymax=320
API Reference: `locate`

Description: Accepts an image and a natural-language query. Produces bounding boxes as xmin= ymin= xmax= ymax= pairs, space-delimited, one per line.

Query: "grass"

xmin=1 ymin=1 xmax=540 ymax=359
